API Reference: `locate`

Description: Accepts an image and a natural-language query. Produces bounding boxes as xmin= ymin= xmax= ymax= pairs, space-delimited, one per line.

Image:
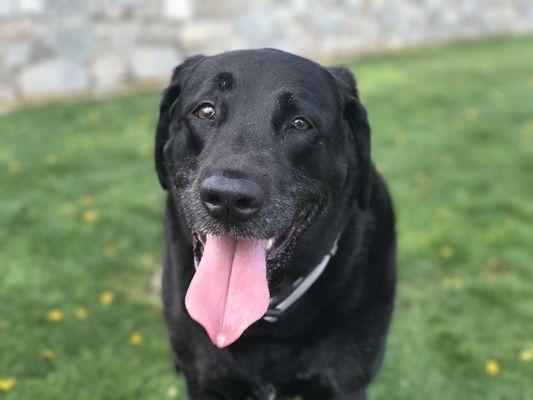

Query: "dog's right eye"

xmin=194 ymin=103 xmax=216 ymax=120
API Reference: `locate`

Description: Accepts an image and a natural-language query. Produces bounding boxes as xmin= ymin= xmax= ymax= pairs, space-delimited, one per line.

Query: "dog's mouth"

xmin=185 ymin=208 xmax=317 ymax=348
xmin=192 ymin=211 xmax=311 ymax=273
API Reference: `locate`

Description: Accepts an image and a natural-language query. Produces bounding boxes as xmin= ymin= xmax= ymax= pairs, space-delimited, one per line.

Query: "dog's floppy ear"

xmin=155 ymin=55 xmax=205 ymax=189
xmin=329 ymin=67 xmax=372 ymax=210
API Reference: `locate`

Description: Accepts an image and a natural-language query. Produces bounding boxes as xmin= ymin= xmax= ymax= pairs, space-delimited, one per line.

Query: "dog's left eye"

xmin=291 ymin=118 xmax=311 ymax=131
xmin=195 ymin=103 xmax=216 ymax=120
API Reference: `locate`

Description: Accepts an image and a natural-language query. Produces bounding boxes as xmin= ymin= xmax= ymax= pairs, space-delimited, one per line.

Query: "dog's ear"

xmin=155 ymin=55 xmax=205 ymax=189
xmin=328 ymin=67 xmax=372 ymax=210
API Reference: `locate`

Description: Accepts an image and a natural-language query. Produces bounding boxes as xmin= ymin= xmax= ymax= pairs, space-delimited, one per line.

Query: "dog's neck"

xmin=263 ymin=236 xmax=340 ymax=323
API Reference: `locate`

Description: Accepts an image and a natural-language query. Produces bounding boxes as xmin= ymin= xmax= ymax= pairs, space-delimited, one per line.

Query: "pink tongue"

xmin=185 ymin=234 xmax=270 ymax=348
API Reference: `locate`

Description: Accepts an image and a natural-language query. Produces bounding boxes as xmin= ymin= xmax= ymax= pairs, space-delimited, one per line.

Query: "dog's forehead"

xmin=190 ymin=49 xmax=337 ymax=101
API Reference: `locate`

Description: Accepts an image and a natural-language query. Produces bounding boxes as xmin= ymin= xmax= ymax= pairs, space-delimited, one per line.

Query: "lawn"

xmin=1 ymin=36 xmax=532 ymax=399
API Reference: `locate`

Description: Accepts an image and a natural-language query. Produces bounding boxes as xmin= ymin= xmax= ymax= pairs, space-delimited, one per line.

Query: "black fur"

xmin=155 ymin=49 xmax=396 ymax=399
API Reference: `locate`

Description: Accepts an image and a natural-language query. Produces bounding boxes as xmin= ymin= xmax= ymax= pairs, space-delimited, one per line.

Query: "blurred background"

xmin=2 ymin=0 xmax=533 ymax=107
xmin=1 ymin=1 xmax=532 ymax=399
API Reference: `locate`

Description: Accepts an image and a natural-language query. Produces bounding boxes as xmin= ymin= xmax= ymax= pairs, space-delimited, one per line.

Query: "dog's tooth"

xmin=267 ymin=238 xmax=275 ymax=250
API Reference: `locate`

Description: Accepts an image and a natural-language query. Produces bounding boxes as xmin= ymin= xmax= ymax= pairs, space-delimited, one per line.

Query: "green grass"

xmin=1 ymin=36 xmax=532 ymax=399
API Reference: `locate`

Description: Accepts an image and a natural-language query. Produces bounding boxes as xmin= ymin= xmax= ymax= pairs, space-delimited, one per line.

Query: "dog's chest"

xmin=227 ymin=340 xmax=332 ymax=393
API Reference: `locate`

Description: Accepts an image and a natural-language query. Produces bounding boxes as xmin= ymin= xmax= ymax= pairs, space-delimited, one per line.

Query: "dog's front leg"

xmin=302 ymin=389 xmax=367 ymax=400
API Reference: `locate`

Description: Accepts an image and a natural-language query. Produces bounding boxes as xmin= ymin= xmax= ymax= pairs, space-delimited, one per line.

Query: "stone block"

xmin=236 ymin=12 xmax=278 ymax=43
xmin=129 ymin=45 xmax=180 ymax=80
xmin=17 ymin=59 xmax=89 ymax=97
xmin=139 ymin=23 xmax=181 ymax=44
xmin=180 ymin=21 xmax=236 ymax=54
xmin=5 ymin=41 xmax=32 ymax=69
xmin=0 ymin=0 xmax=15 ymax=16
xmin=164 ymin=0 xmax=193 ymax=20
xmin=92 ymin=22 xmax=140 ymax=52
xmin=19 ymin=0 xmax=44 ymax=14
xmin=0 ymin=82 xmax=15 ymax=102
xmin=91 ymin=53 xmax=127 ymax=90
xmin=46 ymin=17 xmax=93 ymax=61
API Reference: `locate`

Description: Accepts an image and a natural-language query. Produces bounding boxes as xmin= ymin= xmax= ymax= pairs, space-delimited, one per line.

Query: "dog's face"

xmin=156 ymin=49 xmax=371 ymax=269
xmin=155 ymin=49 xmax=372 ymax=346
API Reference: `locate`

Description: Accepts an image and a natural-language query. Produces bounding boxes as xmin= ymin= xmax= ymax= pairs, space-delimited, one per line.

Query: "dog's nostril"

xmin=205 ymin=193 xmax=221 ymax=206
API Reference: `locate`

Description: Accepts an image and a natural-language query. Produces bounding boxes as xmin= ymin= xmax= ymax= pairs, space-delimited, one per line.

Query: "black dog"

xmin=155 ymin=49 xmax=396 ymax=400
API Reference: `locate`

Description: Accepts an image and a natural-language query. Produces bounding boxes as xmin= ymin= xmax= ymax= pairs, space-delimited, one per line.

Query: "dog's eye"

xmin=291 ymin=118 xmax=311 ymax=131
xmin=195 ymin=103 xmax=216 ymax=120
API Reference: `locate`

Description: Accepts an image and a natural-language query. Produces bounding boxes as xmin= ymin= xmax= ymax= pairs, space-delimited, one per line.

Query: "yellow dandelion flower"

xmin=414 ymin=171 xmax=428 ymax=184
xmin=138 ymin=146 xmax=152 ymax=158
xmin=439 ymin=153 xmax=455 ymax=166
xmin=484 ymin=231 xmax=496 ymax=244
xmin=129 ymin=332 xmax=143 ymax=346
xmin=485 ymin=359 xmax=501 ymax=376
xmin=375 ymin=163 xmax=386 ymax=173
xmin=394 ymin=134 xmax=407 ymax=150
xmin=439 ymin=245 xmax=454 ymax=259
xmin=138 ymin=114 xmax=150 ymax=127
xmin=80 ymin=195 xmax=94 ymax=206
xmin=399 ymin=378 xmax=410 ymax=388
xmin=466 ymin=107 xmax=478 ymax=121
xmin=103 ymin=244 xmax=117 ymax=258
xmin=62 ymin=123 xmax=73 ymax=134
xmin=503 ymin=217 xmax=515 ymax=230
xmin=519 ymin=348 xmax=533 ymax=362
xmin=97 ymin=133 xmax=110 ymax=145
xmin=166 ymin=386 xmax=178 ymax=398
xmin=486 ymin=258 xmax=501 ymax=269
xmin=43 ymin=153 xmax=58 ymax=166
xmin=42 ymin=348 xmax=55 ymax=360
xmin=88 ymin=110 xmax=101 ymax=122
xmin=415 ymin=188 xmax=427 ymax=199
xmin=83 ymin=209 xmax=99 ymax=223
xmin=435 ymin=207 xmax=449 ymax=218
xmin=0 ymin=377 xmax=16 ymax=392
xmin=47 ymin=309 xmax=64 ymax=323
xmin=100 ymin=291 xmax=115 ymax=306
xmin=440 ymin=276 xmax=464 ymax=289
xmin=144 ymin=194 xmax=156 ymax=206
xmin=139 ymin=253 xmax=155 ymax=268
xmin=60 ymin=202 xmax=75 ymax=215
xmin=7 ymin=161 xmax=22 ymax=173
xmin=75 ymin=307 xmax=88 ymax=320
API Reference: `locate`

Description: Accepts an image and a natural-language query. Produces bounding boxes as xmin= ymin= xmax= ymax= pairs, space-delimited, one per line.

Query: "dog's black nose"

xmin=200 ymin=172 xmax=265 ymax=223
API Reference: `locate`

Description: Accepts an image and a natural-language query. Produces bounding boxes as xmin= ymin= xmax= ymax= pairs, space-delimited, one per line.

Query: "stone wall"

xmin=1 ymin=0 xmax=533 ymax=106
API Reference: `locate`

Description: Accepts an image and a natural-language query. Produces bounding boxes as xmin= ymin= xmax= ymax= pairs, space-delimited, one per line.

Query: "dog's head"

xmin=155 ymin=49 xmax=372 ymax=347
